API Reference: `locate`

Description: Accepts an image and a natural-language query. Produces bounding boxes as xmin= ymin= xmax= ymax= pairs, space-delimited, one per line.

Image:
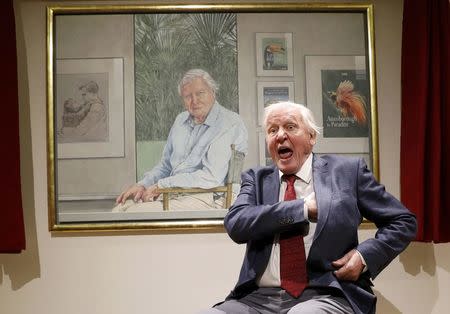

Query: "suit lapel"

xmin=262 ymin=166 xmax=280 ymax=205
xmin=312 ymin=154 xmax=332 ymax=241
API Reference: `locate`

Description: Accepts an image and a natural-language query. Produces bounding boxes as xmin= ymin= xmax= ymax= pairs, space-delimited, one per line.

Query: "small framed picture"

xmin=255 ymin=32 xmax=293 ymax=76
xmin=257 ymin=81 xmax=295 ymax=125
xmin=258 ymin=131 xmax=273 ymax=167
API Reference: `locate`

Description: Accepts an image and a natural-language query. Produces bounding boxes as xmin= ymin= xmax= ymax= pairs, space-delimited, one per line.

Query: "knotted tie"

xmin=279 ymin=174 xmax=308 ymax=298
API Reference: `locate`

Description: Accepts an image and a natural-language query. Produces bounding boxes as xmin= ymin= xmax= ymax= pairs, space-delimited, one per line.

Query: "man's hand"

xmin=116 ymin=184 xmax=145 ymax=204
xmin=141 ymin=184 xmax=161 ymax=202
xmin=332 ymin=249 xmax=364 ymax=281
xmin=305 ymin=192 xmax=318 ymax=221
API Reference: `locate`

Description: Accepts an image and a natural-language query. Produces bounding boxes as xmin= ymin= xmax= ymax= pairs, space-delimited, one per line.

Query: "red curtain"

xmin=400 ymin=0 xmax=450 ymax=242
xmin=0 ymin=0 xmax=26 ymax=253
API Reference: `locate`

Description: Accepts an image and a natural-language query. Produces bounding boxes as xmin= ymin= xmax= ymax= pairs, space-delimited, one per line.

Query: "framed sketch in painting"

xmin=47 ymin=3 xmax=378 ymax=233
xmin=56 ymin=58 xmax=124 ymax=159
xmin=255 ymin=32 xmax=293 ymax=76
xmin=257 ymin=81 xmax=294 ymax=125
xmin=305 ymin=55 xmax=371 ymax=154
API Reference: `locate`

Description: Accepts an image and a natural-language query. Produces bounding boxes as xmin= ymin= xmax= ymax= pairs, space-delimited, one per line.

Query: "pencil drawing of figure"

xmin=58 ymin=81 xmax=108 ymax=143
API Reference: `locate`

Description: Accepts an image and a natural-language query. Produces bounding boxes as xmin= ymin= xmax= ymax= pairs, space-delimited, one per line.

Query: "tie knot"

xmin=283 ymin=174 xmax=297 ymax=186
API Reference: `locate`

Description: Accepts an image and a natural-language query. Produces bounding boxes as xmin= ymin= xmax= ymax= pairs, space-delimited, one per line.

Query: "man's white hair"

xmin=263 ymin=101 xmax=322 ymax=136
xmin=178 ymin=69 xmax=218 ymax=96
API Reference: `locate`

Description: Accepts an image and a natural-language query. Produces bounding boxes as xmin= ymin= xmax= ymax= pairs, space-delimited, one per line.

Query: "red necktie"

xmin=279 ymin=175 xmax=308 ymax=298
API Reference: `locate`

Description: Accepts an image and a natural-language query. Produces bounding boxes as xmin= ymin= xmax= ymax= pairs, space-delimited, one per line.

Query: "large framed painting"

xmin=47 ymin=3 xmax=378 ymax=232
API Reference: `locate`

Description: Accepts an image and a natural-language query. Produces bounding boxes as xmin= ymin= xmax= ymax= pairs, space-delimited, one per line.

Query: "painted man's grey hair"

xmin=263 ymin=101 xmax=322 ymax=136
xmin=177 ymin=69 xmax=219 ymax=96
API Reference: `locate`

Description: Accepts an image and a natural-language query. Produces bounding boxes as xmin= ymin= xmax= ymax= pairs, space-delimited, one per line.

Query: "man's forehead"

xmin=266 ymin=108 xmax=300 ymax=123
xmin=182 ymin=77 xmax=207 ymax=89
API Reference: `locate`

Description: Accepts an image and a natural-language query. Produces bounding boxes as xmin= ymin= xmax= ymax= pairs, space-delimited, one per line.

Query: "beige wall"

xmin=1 ymin=0 xmax=449 ymax=313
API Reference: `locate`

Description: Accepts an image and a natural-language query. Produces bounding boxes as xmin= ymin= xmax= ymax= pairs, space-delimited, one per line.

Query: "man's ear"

xmin=309 ymin=133 xmax=317 ymax=145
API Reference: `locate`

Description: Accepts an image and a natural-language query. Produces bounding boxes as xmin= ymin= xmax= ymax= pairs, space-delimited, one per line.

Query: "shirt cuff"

xmin=303 ymin=202 xmax=309 ymax=220
xmin=157 ymin=178 xmax=170 ymax=188
xmin=356 ymin=250 xmax=368 ymax=273
xmin=137 ymin=176 xmax=155 ymax=188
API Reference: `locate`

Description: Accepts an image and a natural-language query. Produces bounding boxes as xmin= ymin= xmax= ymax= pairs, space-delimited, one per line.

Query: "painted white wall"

xmin=1 ymin=0 xmax=449 ymax=314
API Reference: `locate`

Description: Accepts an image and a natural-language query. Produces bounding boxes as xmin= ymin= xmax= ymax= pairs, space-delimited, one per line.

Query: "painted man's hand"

xmin=141 ymin=184 xmax=161 ymax=202
xmin=116 ymin=184 xmax=145 ymax=204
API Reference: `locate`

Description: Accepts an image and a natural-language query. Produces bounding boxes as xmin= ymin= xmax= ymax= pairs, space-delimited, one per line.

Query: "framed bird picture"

xmin=255 ymin=32 xmax=294 ymax=76
xmin=305 ymin=55 xmax=371 ymax=154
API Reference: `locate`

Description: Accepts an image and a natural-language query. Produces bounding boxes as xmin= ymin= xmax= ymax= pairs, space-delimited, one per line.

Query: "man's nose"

xmin=191 ymin=94 xmax=199 ymax=104
xmin=276 ymin=129 xmax=287 ymax=142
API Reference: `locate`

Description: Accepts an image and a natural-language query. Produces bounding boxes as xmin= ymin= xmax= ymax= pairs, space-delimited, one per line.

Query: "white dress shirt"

xmin=138 ymin=102 xmax=248 ymax=189
xmin=257 ymin=154 xmax=316 ymax=287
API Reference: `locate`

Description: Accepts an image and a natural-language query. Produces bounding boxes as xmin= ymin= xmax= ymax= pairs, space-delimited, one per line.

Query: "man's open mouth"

xmin=278 ymin=147 xmax=293 ymax=159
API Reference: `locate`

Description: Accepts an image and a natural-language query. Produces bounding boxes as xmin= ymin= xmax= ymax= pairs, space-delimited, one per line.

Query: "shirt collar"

xmin=278 ymin=153 xmax=313 ymax=184
xmin=183 ymin=101 xmax=219 ymax=127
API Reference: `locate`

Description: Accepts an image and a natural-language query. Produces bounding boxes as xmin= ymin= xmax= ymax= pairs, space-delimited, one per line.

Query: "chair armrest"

xmin=158 ymin=186 xmax=228 ymax=193
xmin=158 ymin=186 xmax=228 ymax=211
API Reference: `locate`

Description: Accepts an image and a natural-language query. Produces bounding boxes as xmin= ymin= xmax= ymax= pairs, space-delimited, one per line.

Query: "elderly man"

xmin=202 ymin=102 xmax=416 ymax=313
xmin=115 ymin=69 xmax=247 ymax=210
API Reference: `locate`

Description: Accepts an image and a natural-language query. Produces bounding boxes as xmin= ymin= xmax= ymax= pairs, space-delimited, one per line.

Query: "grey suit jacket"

xmin=223 ymin=154 xmax=417 ymax=314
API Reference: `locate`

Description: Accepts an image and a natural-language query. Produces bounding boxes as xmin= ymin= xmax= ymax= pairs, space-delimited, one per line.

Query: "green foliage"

xmin=135 ymin=13 xmax=238 ymax=141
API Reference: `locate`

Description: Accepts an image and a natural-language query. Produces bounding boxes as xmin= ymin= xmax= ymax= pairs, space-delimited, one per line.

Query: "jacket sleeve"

xmin=224 ymin=168 xmax=309 ymax=244
xmin=355 ymin=158 xmax=417 ymax=279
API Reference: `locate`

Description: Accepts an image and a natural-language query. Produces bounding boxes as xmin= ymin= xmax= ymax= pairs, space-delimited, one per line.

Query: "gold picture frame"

xmin=47 ymin=2 xmax=379 ymax=233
